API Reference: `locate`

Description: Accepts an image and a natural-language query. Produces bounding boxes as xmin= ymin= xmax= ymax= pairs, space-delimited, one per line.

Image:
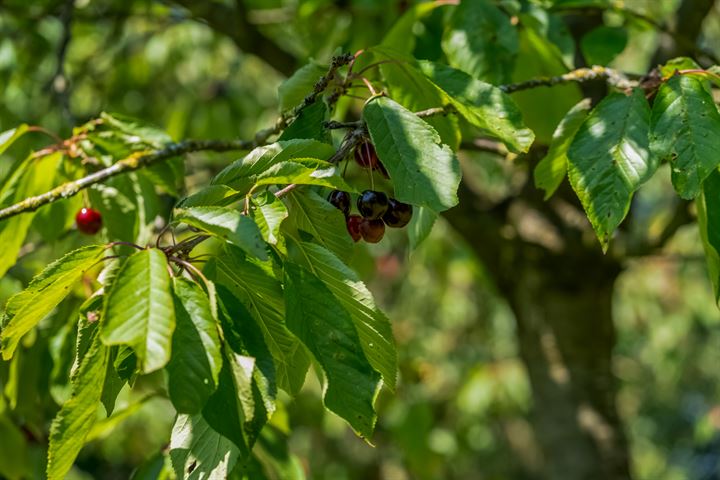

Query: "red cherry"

xmin=359 ymin=218 xmax=385 ymax=243
xmin=382 ymin=199 xmax=413 ymax=228
xmin=346 ymin=214 xmax=362 ymax=242
xmin=75 ymin=207 xmax=102 ymax=235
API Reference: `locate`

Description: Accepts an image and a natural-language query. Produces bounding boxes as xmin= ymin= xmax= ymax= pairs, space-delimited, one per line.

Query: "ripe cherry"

xmin=357 ymin=190 xmax=388 ymax=220
xmin=382 ymin=199 xmax=413 ymax=228
xmin=327 ymin=190 xmax=351 ymax=216
xmin=354 ymin=141 xmax=379 ymax=169
xmin=75 ymin=207 xmax=102 ymax=235
xmin=354 ymin=141 xmax=389 ymax=178
xmin=360 ymin=218 xmax=385 ymax=243
xmin=346 ymin=214 xmax=362 ymax=242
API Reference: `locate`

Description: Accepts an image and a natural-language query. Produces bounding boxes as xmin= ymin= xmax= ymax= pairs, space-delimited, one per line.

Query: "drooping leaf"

xmin=166 ymin=278 xmax=223 ymax=414
xmin=1 ymin=245 xmax=105 ymax=360
xmin=418 ymin=61 xmax=534 ymax=153
xmin=363 ymin=96 xmax=461 ymax=212
xmin=278 ymin=61 xmax=327 ymax=111
xmin=284 ymin=189 xmax=354 ymax=262
xmin=567 ymin=89 xmax=653 ymax=250
xmin=47 ymin=333 xmax=109 ymax=480
xmin=216 ymin=284 xmax=277 ymax=421
xmin=284 ymin=262 xmax=381 ymax=438
xmin=650 ymin=74 xmax=720 ymax=199
xmin=286 ymin=240 xmax=397 ymax=390
xmin=100 ymin=248 xmax=175 ymax=373
xmin=174 ymin=207 xmax=268 ymax=261
xmin=100 ymin=112 xmax=172 ymax=149
xmin=204 ymin=246 xmax=310 ymax=394
xmin=534 ymin=98 xmax=592 ymax=199
xmin=441 ymin=0 xmax=518 ymax=85
xmin=252 ymin=192 xmax=288 ymax=245
xmin=696 ymin=170 xmax=720 ymax=304
xmin=170 ymin=414 xmax=240 ymax=480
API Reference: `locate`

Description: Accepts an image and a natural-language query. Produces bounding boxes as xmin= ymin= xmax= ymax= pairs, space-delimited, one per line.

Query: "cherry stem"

xmin=169 ymin=255 xmax=213 ymax=293
xmin=675 ymin=68 xmax=720 ymax=83
xmin=26 ymin=126 xmax=63 ymax=143
xmin=355 ymin=59 xmax=404 ymax=77
xmin=360 ymin=77 xmax=378 ymax=96
xmin=106 ymin=241 xmax=144 ymax=250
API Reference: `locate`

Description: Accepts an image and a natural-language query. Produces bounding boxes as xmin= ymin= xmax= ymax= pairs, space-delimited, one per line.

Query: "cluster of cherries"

xmin=327 ymin=141 xmax=413 ymax=243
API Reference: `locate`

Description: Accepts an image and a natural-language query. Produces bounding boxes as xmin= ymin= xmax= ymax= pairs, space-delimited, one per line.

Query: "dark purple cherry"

xmin=359 ymin=218 xmax=385 ymax=243
xmin=354 ymin=141 xmax=379 ymax=169
xmin=327 ymin=190 xmax=351 ymax=216
xmin=382 ymin=199 xmax=413 ymax=228
xmin=357 ymin=190 xmax=388 ymax=220
xmin=346 ymin=214 xmax=362 ymax=242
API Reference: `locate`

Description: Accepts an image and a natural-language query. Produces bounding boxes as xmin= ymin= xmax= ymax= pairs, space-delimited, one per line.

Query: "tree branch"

xmin=501 ymin=66 xmax=635 ymax=94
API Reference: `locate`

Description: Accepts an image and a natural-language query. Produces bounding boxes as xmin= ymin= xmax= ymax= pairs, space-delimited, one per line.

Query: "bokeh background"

xmin=1 ymin=0 xmax=720 ymax=479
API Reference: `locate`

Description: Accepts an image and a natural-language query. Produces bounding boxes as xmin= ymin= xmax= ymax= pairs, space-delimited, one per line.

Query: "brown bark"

xmin=445 ymin=179 xmax=631 ymax=480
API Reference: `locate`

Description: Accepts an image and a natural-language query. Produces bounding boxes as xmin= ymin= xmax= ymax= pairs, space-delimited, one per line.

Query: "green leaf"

xmin=212 ymin=140 xmax=335 ymax=193
xmin=253 ymin=159 xmax=353 ymax=191
xmin=363 ymin=96 xmax=461 ymax=212
xmin=441 ymin=0 xmax=518 ymax=84
xmin=696 ymin=170 xmax=720 ymax=304
xmin=101 ymin=347 xmax=126 ymax=416
xmin=534 ymin=98 xmax=592 ymax=199
xmin=170 ymin=414 xmax=240 ymax=480
xmin=100 ymin=112 xmax=172 ymax=149
xmin=216 ymin=284 xmax=277 ymax=420
xmin=284 ymin=189 xmax=354 ymax=262
xmin=284 ymin=262 xmax=380 ymax=438
xmin=0 ymin=152 xmax=62 ymax=278
xmin=0 ymin=124 xmax=28 ymax=156
xmin=510 ymin=28 xmax=583 ymax=143
xmin=370 ymin=46 xmax=461 ymax=149
xmin=252 ymin=192 xmax=288 ymax=245
xmin=47 ymin=333 xmax=109 ymax=480
xmin=100 ymin=249 xmax=175 ymax=373
xmin=418 ymin=61 xmax=534 ymax=153
xmin=567 ymin=89 xmax=652 ymax=250
xmin=1 ymin=245 xmax=105 ymax=360
xmin=650 ymin=74 xmax=720 ymax=199
xmin=287 ymin=240 xmax=397 ymax=390
xmin=177 ymin=185 xmax=241 ymax=209
xmin=174 ymin=207 xmax=268 ymax=261
xmin=278 ymin=61 xmax=327 ymax=111
xmin=277 ymin=99 xmax=330 ymax=143
xmin=166 ymin=278 xmax=223 ymax=414
xmin=580 ymin=26 xmax=628 ymax=66
xmin=142 ymin=156 xmax=185 ymax=197
xmin=381 ymin=1 xmax=450 ymax=54
xmin=204 ymin=247 xmax=310 ymax=395
xmin=408 ymin=206 xmax=438 ymax=251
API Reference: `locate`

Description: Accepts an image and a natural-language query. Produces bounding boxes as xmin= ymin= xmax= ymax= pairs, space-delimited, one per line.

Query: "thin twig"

xmin=501 ymin=66 xmax=636 ymax=94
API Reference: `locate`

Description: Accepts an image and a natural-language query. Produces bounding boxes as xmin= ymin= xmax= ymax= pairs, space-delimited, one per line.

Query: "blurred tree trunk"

xmin=445 ymin=182 xmax=631 ymax=480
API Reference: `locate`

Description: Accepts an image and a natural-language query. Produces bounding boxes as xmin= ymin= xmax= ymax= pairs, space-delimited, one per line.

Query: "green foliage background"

xmin=1 ymin=0 xmax=720 ymax=479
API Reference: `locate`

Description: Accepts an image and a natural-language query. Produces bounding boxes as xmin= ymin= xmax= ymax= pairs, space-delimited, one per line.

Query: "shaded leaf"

xmin=534 ymin=98 xmax=592 ymax=199
xmin=363 ymin=96 xmax=461 ymax=212
xmin=170 ymin=414 xmax=239 ymax=480
xmin=284 ymin=262 xmax=380 ymax=438
xmin=166 ymin=278 xmax=223 ymax=414
xmin=697 ymin=170 xmax=720 ymax=304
